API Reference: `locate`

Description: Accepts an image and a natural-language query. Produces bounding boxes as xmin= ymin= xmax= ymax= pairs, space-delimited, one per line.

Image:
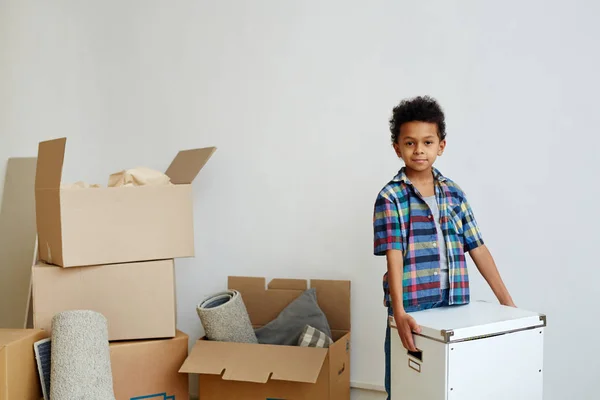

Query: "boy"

xmin=372 ymin=96 xmax=516 ymax=399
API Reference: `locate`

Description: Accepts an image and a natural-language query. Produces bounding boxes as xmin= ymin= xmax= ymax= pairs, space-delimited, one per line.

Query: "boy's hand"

xmin=394 ymin=311 xmax=421 ymax=352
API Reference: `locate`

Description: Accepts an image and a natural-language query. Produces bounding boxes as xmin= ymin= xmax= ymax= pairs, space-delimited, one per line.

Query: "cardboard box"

xmin=110 ymin=330 xmax=190 ymax=400
xmin=0 ymin=329 xmax=49 ymax=400
xmin=179 ymin=276 xmax=351 ymax=400
xmin=34 ymin=137 xmax=216 ymax=267
xmin=32 ymin=259 xmax=176 ymax=341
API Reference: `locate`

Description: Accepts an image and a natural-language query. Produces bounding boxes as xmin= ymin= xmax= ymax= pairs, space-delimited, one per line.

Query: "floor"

xmin=351 ymin=388 xmax=386 ymax=400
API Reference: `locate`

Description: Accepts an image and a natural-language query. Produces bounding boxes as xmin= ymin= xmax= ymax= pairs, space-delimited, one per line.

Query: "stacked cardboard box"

xmin=30 ymin=137 xmax=216 ymax=399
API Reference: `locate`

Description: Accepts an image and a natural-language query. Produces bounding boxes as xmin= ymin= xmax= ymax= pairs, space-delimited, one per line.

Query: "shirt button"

xmin=428 ymin=215 xmax=432 ymax=219
xmin=434 ymin=271 xmax=439 ymax=275
xmin=433 ymin=242 xmax=437 ymax=247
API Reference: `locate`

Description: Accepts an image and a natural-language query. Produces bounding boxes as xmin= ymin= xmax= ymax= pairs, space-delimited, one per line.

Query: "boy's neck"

xmin=405 ymin=166 xmax=434 ymax=184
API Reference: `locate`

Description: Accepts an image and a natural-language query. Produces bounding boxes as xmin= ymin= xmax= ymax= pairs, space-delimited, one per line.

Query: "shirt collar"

xmin=392 ymin=166 xmax=447 ymax=184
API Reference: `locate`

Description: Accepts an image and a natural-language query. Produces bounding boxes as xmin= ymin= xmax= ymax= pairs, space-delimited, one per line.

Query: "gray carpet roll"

xmin=50 ymin=310 xmax=116 ymax=400
xmin=197 ymin=289 xmax=258 ymax=343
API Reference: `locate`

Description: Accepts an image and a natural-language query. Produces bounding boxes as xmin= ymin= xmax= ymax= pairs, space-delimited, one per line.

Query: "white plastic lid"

xmin=390 ymin=300 xmax=546 ymax=342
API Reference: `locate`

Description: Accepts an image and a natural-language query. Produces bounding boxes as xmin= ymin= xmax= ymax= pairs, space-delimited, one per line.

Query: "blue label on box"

xmin=131 ymin=394 xmax=175 ymax=400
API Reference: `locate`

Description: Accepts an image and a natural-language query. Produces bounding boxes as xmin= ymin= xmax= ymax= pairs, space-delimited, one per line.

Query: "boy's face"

xmin=393 ymin=121 xmax=446 ymax=173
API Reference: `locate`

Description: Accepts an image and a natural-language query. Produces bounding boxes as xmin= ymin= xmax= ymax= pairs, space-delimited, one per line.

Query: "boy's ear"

xmin=393 ymin=142 xmax=403 ymax=159
xmin=438 ymin=139 xmax=447 ymax=156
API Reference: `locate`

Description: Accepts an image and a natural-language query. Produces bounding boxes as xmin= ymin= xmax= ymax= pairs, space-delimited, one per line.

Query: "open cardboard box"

xmin=179 ymin=276 xmax=351 ymax=400
xmin=34 ymin=137 xmax=216 ymax=267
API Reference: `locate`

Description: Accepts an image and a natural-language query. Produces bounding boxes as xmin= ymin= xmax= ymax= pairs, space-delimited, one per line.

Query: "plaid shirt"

xmin=373 ymin=167 xmax=484 ymax=311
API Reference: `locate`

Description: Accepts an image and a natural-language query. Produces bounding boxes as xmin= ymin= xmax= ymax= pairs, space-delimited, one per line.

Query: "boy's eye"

xmin=405 ymin=142 xmax=413 ymax=146
xmin=425 ymin=141 xmax=433 ymax=145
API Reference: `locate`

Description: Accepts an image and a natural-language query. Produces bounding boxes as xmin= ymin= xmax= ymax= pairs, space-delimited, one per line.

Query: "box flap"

xmin=109 ymin=329 xmax=188 ymax=349
xmin=228 ymin=277 xmax=304 ymax=327
xmin=268 ymin=279 xmax=308 ymax=290
xmin=165 ymin=146 xmax=217 ymax=184
xmin=310 ymin=279 xmax=351 ymax=332
xmin=228 ymin=276 xmax=351 ymax=332
xmin=0 ymin=329 xmax=41 ymax=348
xmin=35 ymin=138 xmax=66 ymax=189
xmin=179 ymin=340 xmax=327 ymax=384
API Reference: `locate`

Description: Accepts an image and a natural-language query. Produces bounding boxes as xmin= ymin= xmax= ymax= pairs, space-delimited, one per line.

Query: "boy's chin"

xmin=406 ymin=163 xmax=432 ymax=171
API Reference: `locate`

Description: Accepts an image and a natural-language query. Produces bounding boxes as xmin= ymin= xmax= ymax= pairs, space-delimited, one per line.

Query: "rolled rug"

xmin=50 ymin=310 xmax=116 ymax=400
xmin=197 ymin=290 xmax=258 ymax=343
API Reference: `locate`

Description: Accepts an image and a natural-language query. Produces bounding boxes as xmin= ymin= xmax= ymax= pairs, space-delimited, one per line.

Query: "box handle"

xmin=338 ymin=362 xmax=346 ymax=376
xmin=407 ymin=349 xmax=423 ymax=361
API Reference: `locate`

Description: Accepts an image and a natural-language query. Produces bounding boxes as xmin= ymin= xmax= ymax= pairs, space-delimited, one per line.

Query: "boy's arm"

xmin=387 ymin=249 xmax=421 ymax=351
xmin=469 ymin=244 xmax=516 ymax=307
xmin=386 ymin=249 xmax=406 ymax=314
xmin=374 ymin=191 xmax=420 ymax=350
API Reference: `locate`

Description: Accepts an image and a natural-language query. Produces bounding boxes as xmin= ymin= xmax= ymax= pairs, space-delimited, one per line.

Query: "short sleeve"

xmin=460 ymin=195 xmax=485 ymax=252
xmin=373 ymin=192 xmax=405 ymax=256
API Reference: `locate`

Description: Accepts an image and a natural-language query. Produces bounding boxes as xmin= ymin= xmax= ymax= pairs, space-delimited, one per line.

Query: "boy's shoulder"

xmin=375 ymin=170 xmax=406 ymax=201
xmin=439 ymin=174 xmax=467 ymax=198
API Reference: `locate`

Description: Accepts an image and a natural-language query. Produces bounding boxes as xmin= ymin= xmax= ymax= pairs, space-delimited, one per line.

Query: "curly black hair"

xmin=389 ymin=95 xmax=446 ymax=143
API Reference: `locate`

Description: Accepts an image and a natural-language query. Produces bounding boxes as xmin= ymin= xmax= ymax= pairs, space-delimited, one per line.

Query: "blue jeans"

xmin=384 ymin=289 xmax=450 ymax=400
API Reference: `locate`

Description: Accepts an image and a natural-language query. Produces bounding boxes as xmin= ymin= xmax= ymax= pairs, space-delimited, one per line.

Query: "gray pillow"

xmin=254 ymin=288 xmax=332 ymax=346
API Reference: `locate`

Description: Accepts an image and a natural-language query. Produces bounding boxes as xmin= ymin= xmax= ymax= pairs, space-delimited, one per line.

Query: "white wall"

xmin=2 ymin=0 xmax=599 ymax=398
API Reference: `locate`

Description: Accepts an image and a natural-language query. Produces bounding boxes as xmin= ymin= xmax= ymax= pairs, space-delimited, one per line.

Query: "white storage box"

xmin=390 ymin=301 xmax=546 ymax=400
